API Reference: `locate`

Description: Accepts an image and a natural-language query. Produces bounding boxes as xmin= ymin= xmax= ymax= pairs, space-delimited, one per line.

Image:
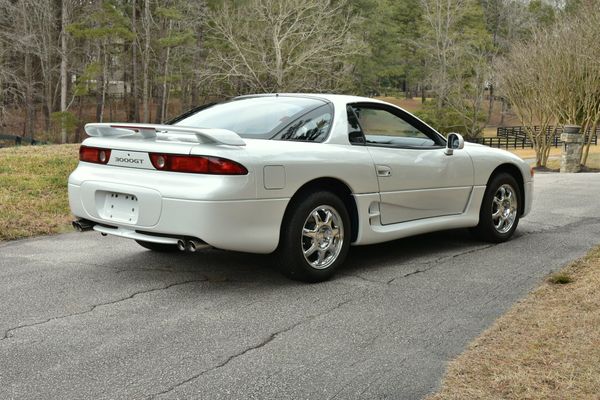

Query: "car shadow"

xmin=108 ymin=228 xmax=484 ymax=286
xmin=342 ymin=228 xmax=482 ymax=275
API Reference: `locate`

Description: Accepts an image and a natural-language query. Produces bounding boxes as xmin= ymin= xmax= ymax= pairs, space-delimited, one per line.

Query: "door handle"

xmin=376 ymin=165 xmax=392 ymax=177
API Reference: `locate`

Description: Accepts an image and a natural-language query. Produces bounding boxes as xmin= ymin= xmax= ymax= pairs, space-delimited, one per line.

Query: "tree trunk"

xmin=60 ymin=0 xmax=68 ymax=143
xmin=159 ymin=21 xmax=173 ymax=123
xmin=24 ymin=51 xmax=34 ymax=139
xmin=130 ymin=0 xmax=139 ymax=122
xmin=486 ymin=84 xmax=494 ymax=125
xmin=499 ymin=98 xmax=506 ymax=126
xmin=581 ymin=123 xmax=597 ymax=166
xmin=142 ymin=0 xmax=151 ymax=122
xmin=100 ymin=44 xmax=108 ymax=122
xmin=96 ymin=73 xmax=103 ymax=122
xmin=154 ymin=83 xmax=162 ymax=124
xmin=76 ymin=96 xmax=83 ymax=142
xmin=43 ymin=101 xmax=51 ymax=133
xmin=405 ymin=79 xmax=412 ymax=99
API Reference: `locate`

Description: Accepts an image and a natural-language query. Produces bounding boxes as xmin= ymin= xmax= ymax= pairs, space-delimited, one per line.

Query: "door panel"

xmin=368 ymin=146 xmax=474 ymax=224
xmin=347 ymin=102 xmax=475 ymax=225
xmin=379 ymin=186 xmax=472 ymax=225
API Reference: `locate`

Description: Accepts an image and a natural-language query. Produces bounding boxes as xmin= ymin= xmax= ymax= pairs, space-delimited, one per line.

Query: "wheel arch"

xmin=282 ymin=177 xmax=359 ymax=242
xmin=488 ymin=163 xmax=526 ymax=215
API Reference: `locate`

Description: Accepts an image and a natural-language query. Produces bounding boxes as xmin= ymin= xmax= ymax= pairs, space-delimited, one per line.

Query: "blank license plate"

xmin=103 ymin=192 xmax=139 ymax=223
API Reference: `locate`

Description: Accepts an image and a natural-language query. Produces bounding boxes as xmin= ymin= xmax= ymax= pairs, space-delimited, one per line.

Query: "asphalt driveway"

xmin=1 ymin=173 xmax=599 ymax=399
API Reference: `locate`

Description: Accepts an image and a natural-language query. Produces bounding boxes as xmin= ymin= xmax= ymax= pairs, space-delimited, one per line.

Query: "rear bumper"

xmin=69 ymin=183 xmax=289 ymax=254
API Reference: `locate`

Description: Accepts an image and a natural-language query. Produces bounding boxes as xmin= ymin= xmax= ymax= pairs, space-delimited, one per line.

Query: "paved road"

xmin=1 ymin=173 xmax=599 ymax=400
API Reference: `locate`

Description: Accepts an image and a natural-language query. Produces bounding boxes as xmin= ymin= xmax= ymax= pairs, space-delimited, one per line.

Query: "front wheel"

xmin=277 ymin=191 xmax=351 ymax=283
xmin=472 ymin=173 xmax=521 ymax=242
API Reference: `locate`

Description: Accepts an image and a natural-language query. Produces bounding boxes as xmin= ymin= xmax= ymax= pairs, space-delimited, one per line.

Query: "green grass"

xmin=548 ymin=272 xmax=573 ymax=285
xmin=0 ymin=144 xmax=79 ymax=240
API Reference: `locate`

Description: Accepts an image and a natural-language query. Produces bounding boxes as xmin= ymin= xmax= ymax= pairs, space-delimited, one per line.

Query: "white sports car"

xmin=69 ymin=94 xmax=533 ymax=282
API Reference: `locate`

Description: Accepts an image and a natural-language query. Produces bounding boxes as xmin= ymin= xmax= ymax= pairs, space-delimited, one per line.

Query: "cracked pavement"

xmin=1 ymin=173 xmax=599 ymax=399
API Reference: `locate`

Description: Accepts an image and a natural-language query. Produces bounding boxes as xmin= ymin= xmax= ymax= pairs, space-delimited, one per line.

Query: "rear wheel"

xmin=472 ymin=173 xmax=521 ymax=242
xmin=135 ymin=240 xmax=178 ymax=253
xmin=277 ymin=191 xmax=351 ymax=283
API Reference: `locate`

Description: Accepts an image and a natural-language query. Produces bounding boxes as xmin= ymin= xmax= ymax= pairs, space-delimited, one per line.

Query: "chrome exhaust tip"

xmin=187 ymin=239 xmax=208 ymax=253
xmin=177 ymin=239 xmax=187 ymax=252
xmin=187 ymin=239 xmax=199 ymax=253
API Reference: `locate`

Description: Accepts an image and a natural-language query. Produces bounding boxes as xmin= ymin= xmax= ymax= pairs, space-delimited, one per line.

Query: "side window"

xmin=351 ymin=105 xmax=437 ymax=148
xmin=273 ymin=105 xmax=332 ymax=142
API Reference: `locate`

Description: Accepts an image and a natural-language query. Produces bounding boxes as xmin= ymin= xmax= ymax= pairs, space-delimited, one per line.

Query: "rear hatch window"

xmin=173 ymin=96 xmax=329 ymax=140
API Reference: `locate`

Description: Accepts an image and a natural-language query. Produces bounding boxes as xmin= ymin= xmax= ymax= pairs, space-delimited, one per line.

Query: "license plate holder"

xmin=101 ymin=192 xmax=139 ymax=223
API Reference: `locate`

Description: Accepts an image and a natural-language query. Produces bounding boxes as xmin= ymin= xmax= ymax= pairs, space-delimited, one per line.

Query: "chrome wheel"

xmin=301 ymin=205 xmax=344 ymax=270
xmin=492 ymin=184 xmax=518 ymax=234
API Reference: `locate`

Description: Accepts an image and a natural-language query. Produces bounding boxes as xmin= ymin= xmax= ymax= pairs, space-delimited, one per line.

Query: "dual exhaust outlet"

xmin=73 ymin=219 xmax=207 ymax=252
xmin=177 ymin=238 xmax=208 ymax=253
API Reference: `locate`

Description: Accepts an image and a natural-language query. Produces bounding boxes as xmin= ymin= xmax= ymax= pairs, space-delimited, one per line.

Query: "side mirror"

xmin=445 ymin=132 xmax=464 ymax=155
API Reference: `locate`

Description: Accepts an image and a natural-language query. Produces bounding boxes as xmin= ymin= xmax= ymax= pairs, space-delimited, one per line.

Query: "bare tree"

xmin=445 ymin=46 xmax=491 ymax=138
xmin=497 ymin=30 xmax=559 ymax=167
xmin=141 ymin=0 xmax=153 ymax=122
xmin=203 ymin=0 xmax=360 ymax=94
xmin=59 ymin=0 xmax=75 ymax=143
xmin=549 ymin=6 xmax=600 ymax=166
xmin=418 ymin=0 xmax=494 ymax=138
xmin=419 ymin=0 xmax=467 ymax=110
xmin=0 ymin=0 xmax=59 ymax=137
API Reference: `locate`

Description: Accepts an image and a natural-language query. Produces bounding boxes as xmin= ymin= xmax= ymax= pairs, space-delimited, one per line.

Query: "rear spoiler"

xmin=84 ymin=123 xmax=246 ymax=146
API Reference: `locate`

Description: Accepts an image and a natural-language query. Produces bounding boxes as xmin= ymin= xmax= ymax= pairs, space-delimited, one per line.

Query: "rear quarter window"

xmin=271 ymin=104 xmax=333 ymax=142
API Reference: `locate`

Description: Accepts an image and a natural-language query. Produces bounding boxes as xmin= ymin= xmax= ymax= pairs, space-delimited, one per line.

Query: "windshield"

xmin=174 ymin=96 xmax=327 ymax=139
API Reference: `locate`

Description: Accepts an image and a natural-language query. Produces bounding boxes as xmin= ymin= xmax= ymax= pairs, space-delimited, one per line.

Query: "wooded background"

xmin=0 ymin=0 xmax=597 ymax=164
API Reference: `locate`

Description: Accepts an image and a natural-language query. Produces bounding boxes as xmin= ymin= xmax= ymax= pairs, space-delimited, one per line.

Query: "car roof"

xmin=234 ymin=93 xmax=391 ymax=108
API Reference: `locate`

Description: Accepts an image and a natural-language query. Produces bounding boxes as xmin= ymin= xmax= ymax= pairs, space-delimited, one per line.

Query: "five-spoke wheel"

xmin=277 ymin=191 xmax=350 ymax=282
xmin=473 ymin=173 xmax=521 ymax=242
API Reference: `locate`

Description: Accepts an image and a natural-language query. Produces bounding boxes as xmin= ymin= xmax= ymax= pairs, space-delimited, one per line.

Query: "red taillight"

xmin=149 ymin=153 xmax=248 ymax=175
xmin=79 ymin=146 xmax=111 ymax=165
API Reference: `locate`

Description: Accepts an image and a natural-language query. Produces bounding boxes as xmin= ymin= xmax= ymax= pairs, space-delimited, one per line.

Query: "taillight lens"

xmin=79 ymin=146 xmax=111 ymax=165
xmin=149 ymin=153 xmax=248 ymax=175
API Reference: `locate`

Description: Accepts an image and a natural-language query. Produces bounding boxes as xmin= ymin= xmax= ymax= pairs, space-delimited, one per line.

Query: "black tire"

xmin=135 ymin=240 xmax=178 ymax=253
xmin=472 ymin=172 xmax=521 ymax=243
xmin=277 ymin=191 xmax=351 ymax=283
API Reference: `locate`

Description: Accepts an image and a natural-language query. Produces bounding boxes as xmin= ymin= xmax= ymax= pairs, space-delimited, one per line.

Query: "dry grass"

xmin=0 ymin=144 xmax=79 ymax=241
xmin=429 ymin=245 xmax=600 ymax=400
xmin=508 ymin=147 xmax=564 ymax=159
xmin=507 ymin=146 xmax=600 ymax=169
xmin=482 ymin=127 xmax=498 ymax=138
xmin=545 ymin=151 xmax=600 ymax=170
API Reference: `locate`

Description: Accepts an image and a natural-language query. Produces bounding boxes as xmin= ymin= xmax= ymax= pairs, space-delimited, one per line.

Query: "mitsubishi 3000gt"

xmin=69 ymin=94 xmax=533 ymax=282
